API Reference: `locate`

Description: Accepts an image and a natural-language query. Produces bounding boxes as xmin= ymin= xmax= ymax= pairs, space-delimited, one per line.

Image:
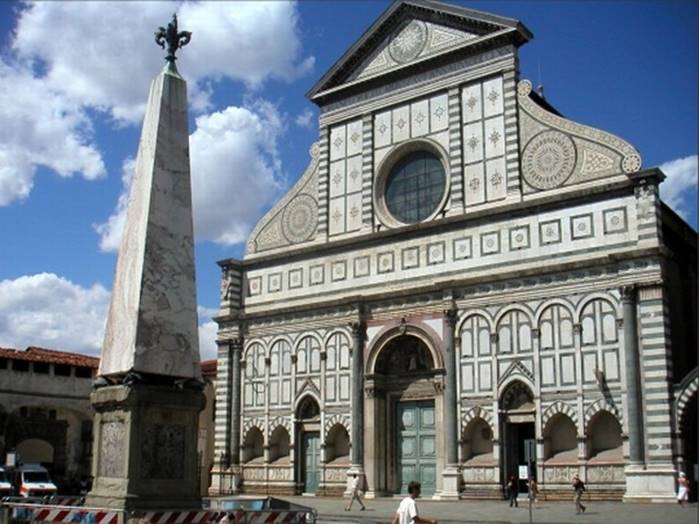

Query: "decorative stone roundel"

xmin=522 ymin=131 xmax=577 ymax=190
xmin=281 ymin=193 xmax=318 ymax=244
xmin=388 ymin=20 xmax=428 ymax=64
xmin=622 ymin=152 xmax=642 ymax=174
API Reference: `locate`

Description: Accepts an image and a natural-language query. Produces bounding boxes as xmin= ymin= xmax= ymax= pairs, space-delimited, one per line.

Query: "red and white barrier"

xmin=6 ymin=503 xmax=120 ymax=524
xmin=141 ymin=510 xmax=306 ymax=524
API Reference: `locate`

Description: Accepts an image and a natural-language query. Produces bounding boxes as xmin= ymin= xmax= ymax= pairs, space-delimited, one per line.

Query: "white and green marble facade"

xmin=211 ymin=0 xmax=697 ymax=502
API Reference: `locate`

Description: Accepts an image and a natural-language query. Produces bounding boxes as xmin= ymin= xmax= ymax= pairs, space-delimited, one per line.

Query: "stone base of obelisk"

xmin=86 ymin=384 xmax=205 ymax=511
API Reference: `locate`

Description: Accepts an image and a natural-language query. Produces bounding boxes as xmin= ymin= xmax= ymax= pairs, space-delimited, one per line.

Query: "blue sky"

xmin=0 ymin=0 xmax=696 ymax=360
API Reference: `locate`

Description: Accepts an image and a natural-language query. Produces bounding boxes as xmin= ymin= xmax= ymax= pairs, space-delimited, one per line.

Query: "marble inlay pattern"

xmin=517 ymin=79 xmax=642 ymax=193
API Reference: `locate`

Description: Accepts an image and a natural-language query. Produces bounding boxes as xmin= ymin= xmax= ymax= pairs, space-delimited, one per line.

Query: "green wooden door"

xmin=396 ymin=401 xmax=436 ymax=495
xmin=302 ymin=431 xmax=320 ymax=493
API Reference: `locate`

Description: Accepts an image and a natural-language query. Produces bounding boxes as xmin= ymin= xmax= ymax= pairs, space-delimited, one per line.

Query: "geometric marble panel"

xmin=374 ymin=110 xmax=391 ymax=148
xmin=378 ymin=252 xmax=395 ymax=274
xmin=330 ymin=124 xmax=346 ymax=161
xmin=411 ymin=99 xmax=429 ymax=137
xmin=603 ymin=207 xmax=627 ymax=234
xmin=482 ymin=76 xmax=504 ymax=118
xmin=329 ymin=160 xmax=345 ymax=198
xmin=402 ymin=246 xmax=420 ymax=270
xmin=483 ymin=116 xmax=505 ymax=159
xmin=392 ymin=105 xmax=410 ymax=143
xmin=346 ymin=120 xmax=363 ymax=157
xmin=346 ymin=155 xmax=363 ymax=194
xmin=453 ymin=237 xmax=472 ymax=260
xmin=288 ymin=268 xmax=303 ymax=289
xmin=427 ymin=241 xmax=445 ymax=265
xmin=480 ymin=231 xmax=501 ymax=256
xmin=509 ymin=225 xmax=530 ymax=250
xmin=310 ymin=265 xmax=325 ymax=286
xmin=570 ymin=213 xmax=594 ymax=240
xmin=539 ymin=219 xmax=562 ymax=245
xmin=331 ymin=261 xmax=347 ymax=282
xmin=430 ymin=93 xmax=449 ymax=133
xmin=354 ymin=256 xmax=370 ymax=278
xmin=464 ymin=163 xmax=485 ymax=206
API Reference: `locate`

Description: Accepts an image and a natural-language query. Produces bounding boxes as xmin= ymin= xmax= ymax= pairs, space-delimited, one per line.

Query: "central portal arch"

xmin=365 ymin=330 xmax=445 ymax=497
xmin=499 ymin=380 xmax=536 ymax=492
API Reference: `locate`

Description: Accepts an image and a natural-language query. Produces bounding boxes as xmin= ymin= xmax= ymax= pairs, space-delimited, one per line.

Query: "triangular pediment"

xmin=308 ymin=0 xmax=531 ymax=101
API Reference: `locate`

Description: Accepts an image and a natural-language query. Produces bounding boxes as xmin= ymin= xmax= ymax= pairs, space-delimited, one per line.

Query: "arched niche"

xmin=269 ymin=426 xmax=290 ymax=465
xmin=374 ymin=335 xmax=435 ymax=375
xmin=543 ymin=414 xmax=577 ymax=462
xmin=587 ymin=411 xmax=623 ymax=462
xmin=242 ymin=427 xmax=264 ymax=464
xmin=324 ymin=424 xmax=350 ymax=465
xmin=461 ymin=418 xmax=494 ymax=465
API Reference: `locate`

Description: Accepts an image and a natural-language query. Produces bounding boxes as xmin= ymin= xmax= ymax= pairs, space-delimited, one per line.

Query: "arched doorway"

xmin=366 ymin=333 xmax=442 ymax=496
xmin=296 ymin=396 xmax=320 ymax=494
xmin=500 ymin=381 xmax=536 ymax=492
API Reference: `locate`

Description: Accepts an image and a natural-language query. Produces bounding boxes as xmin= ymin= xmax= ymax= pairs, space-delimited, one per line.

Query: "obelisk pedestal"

xmin=87 ymin=16 xmax=204 ymax=512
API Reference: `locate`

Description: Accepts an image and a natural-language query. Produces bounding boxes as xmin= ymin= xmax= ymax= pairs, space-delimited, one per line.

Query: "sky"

xmin=0 ymin=0 xmax=696 ymax=362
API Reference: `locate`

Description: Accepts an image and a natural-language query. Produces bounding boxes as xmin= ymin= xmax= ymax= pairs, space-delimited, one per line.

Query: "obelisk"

xmin=86 ymin=15 xmax=205 ymax=512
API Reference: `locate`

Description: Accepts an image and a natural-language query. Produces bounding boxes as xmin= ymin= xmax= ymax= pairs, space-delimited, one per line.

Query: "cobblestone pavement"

xmin=284 ymin=496 xmax=697 ymax=524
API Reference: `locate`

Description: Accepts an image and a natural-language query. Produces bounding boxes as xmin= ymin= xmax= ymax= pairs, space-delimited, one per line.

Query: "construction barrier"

xmin=1 ymin=497 xmax=314 ymax=524
xmin=1 ymin=502 xmax=123 ymax=524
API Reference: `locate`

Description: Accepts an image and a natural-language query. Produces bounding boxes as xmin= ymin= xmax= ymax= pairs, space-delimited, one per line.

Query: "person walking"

xmin=345 ymin=473 xmax=366 ymax=511
xmin=507 ymin=474 xmax=519 ymax=507
xmin=572 ymin=474 xmax=586 ymax=514
xmin=529 ymin=477 xmax=539 ymax=506
xmin=391 ymin=481 xmax=437 ymax=524
xmin=677 ymin=472 xmax=690 ymax=507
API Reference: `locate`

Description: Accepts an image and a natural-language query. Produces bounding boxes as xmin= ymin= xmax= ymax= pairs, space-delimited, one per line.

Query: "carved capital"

xmin=444 ymin=308 xmax=459 ymax=328
xmin=620 ymin=285 xmax=637 ymax=304
xmin=230 ymin=337 xmax=244 ymax=354
xmin=573 ymin=324 xmax=582 ymax=335
xmin=616 ymin=318 xmax=623 ymax=328
xmin=291 ymin=354 xmax=298 ymax=364
xmin=349 ymin=321 xmax=367 ymax=340
xmin=531 ymin=328 xmax=540 ymax=338
xmin=320 ymin=351 xmax=327 ymax=361
xmin=264 ymin=357 xmax=271 ymax=367
xmin=490 ymin=333 xmax=499 ymax=344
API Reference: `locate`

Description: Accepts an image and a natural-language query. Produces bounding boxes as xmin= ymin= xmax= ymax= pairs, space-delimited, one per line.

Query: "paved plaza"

xmin=283 ymin=496 xmax=698 ymax=524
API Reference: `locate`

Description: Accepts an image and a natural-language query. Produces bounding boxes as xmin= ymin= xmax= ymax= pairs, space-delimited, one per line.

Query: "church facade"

xmin=211 ymin=0 xmax=697 ymax=501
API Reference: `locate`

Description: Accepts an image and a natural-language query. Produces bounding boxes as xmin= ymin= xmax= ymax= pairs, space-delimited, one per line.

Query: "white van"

xmin=14 ymin=464 xmax=57 ymax=497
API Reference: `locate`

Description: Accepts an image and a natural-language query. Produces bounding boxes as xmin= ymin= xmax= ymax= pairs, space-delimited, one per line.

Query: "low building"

xmin=0 ymin=346 xmax=219 ymax=496
xmin=0 ymin=346 xmax=97 ymax=491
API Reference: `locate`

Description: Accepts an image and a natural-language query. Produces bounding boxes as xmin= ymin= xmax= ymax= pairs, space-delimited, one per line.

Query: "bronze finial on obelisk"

xmin=155 ymin=14 xmax=192 ymax=65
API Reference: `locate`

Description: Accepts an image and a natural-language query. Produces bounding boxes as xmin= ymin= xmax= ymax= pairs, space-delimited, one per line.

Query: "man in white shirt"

xmin=391 ymin=481 xmax=437 ymax=524
xmin=345 ymin=473 xmax=366 ymax=511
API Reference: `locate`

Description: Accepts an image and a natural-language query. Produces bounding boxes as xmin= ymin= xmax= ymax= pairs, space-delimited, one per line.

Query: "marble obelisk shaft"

xmin=99 ymin=62 xmax=201 ymax=380
xmin=86 ymin=62 xmax=204 ymax=512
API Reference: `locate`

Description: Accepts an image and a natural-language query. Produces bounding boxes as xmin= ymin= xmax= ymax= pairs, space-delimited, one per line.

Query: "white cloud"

xmin=0 ymin=273 xmax=110 ymax=355
xmin=12 ymin=1 xmax=314 ymax=124
xmin=0 ymin=272 xmax=221 ymax=363
xmin=659 ymin=155 xmax=698 ymax=219
xmin=93 ymin=157 xmax=135 ymax=252
xmin=0 ymin=60 xmax=106 ymax=206
xmin=95 ymin=100 xmax=286 ymax=249
xmin=197 ymin=306 xmax=219 ymax=362
xmin=295 ymin=107 xmax=315 ymax=129
xmin=0 ymin=1 xmax=312 ymax=206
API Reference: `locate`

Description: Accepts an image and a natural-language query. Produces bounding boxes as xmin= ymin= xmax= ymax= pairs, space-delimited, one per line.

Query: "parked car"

xmin=13 ymin=464 xmax=57 ymax=497
xmin=0 ymin=467 xmax=12 ymax=497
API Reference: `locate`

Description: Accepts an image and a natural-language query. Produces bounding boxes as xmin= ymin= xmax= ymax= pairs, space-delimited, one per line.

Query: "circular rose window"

xmin=384 ymin=150 xmax=446 ymax=224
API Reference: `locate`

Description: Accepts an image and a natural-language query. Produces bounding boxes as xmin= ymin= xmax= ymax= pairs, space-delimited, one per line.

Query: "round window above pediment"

xmin=374 ymin=139 xmax=450 ymax=228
